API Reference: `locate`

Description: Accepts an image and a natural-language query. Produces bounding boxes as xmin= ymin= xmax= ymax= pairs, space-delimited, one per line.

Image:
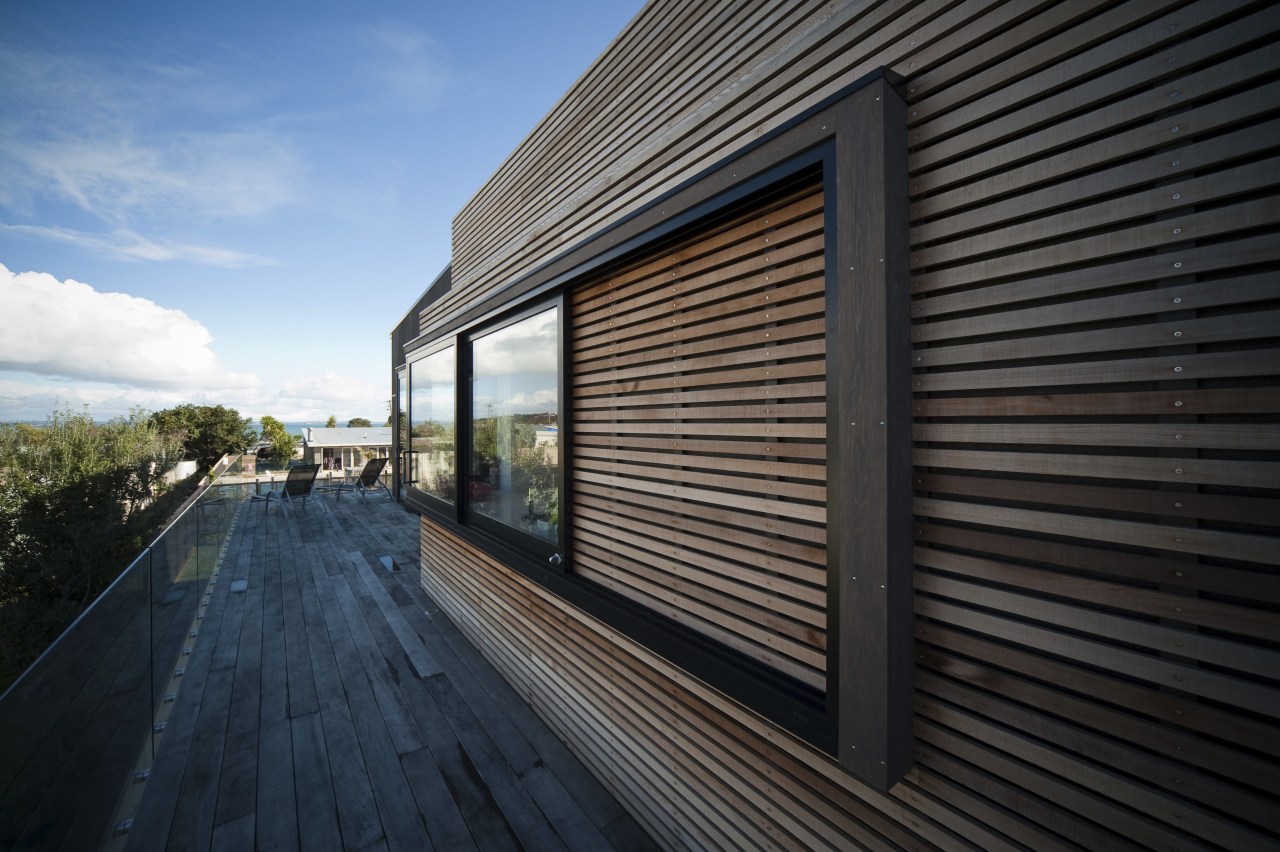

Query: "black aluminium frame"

xmin=404 ymin=294 xmax=566 ymax=570
xmin=399 ymin=67 xmax=912 ymax=790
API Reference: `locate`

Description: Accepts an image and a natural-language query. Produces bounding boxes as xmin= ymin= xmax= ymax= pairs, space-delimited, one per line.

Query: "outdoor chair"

xmin=250 ymin=464 xmax=320 ymax=516
xmin=329 ymin=457 xmax=391 ymax=502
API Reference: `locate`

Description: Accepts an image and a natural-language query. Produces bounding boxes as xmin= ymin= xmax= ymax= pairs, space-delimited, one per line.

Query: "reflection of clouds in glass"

xmin=473 ymin=308 xmax=557 ymax=376
xmin=411 ymin=346 xmax=455 ymax=382
xmin=510 ymin=388 xmax=556 ymax=409
xmin=474 ymin=387 xmax=556 ymax=417
xmin=413 ymin=385 xmax=455 ymax=423
xmin=411 ymin=347 xmax=456 ymax=424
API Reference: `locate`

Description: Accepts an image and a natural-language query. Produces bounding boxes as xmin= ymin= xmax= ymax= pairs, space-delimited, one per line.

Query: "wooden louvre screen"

xmin=570 ymin=183 xmax=829 ymax=692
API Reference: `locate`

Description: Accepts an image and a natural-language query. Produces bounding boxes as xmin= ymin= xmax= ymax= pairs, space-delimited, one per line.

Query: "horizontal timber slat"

xmin=914 ymin=447 xmax=1280 ymax=490
xmin=573 ymin=380 xmax=826 ymax=410
xmin=914 ymin=619 xmax=1280 ymax=763
xmin=915 ymin=571 xmax=1280 ymax=678
xmin=573 ymin=400 xmax=828 ymax=423
xmin=577 ymin=314 xmax=826 ymax=369
xmin=909 ymin=197 xmax=1280 ymax=296
xmin=914 ymin=545 xmax=1280 ymax=642
xmin=574 ymin=514 xmax=826 ymax=612
xmin=574 ymin=339 xmax=826 ymax=387
xmin=574 ymin=444 xmax=825 ymax=482
xmin=914 ymin=471 xmax=1279 ymax=528
xmin=575 ymin=483 xmax=826 ymax=566
xmin=571 ymin=182 xmax=829 ymax=692
xmin=913 ymin=388 xmax=1280 ymax=417
xmin=915 ymin=310 xmax=1280 ymax=367
xmin=576 ymin=277 xmax=825 ymax=357
xmin=915 ymin=521 xmax=1280 ymax=604
xmin=576 ymin=359 xmax=826 ymax=396
xmin=912 ymin=349 xmax=1276 ymax=392
xmin=911 ymin=38 xmax=1280 ymax=193
xmin=575 ymin=500 xmax=825 ymax=586
xmin=911 ymin=156 xmax=1280 ymax=269
xmin=573 ymin=542 xmax=826 ymax=663
xmin=578 ymin=461 xmax=825 ymax=524
xmin=573 ymin=420 xmax=825 ymax=440
xmin=914 ymin=634 xmax=1280 ymax=797
xmin=915 ymin=497 xmax=1280 ymax=566
xmin=911 ymin=76 xmax=1280 ymax=222
xmin=914 ymin=596 xmax=1280 ymax=718
xmin=911 ymin=119 xmax=1280 ymax=244
xmin=910 ymin=232 xmax=1280 ymax=319
xmin=912 ymin=273 xmax=1279 ymax=342
xmin=909 ymin=1 xmax=1268 ymax=171
xmin=575 ymin=456 xmax=826 ymax=502
xmin=914 ymin=423 xmax=1280 ymax=451
xmin=572 ymin=553 xmax=827 ymax=689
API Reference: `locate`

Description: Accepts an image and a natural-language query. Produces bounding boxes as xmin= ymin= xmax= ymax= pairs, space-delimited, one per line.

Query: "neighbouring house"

xmin=301 ymin=426 xmax=391 ymax=472
xmin=391 ymin=3 xmax=1279 ymax=850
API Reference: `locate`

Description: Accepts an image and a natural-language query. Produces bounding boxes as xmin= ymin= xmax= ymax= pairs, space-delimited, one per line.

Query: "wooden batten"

xmin=401 ymin=1 xmax=1280 ymax=849
xmin=573 ymin=182 xmax=831 ymax=691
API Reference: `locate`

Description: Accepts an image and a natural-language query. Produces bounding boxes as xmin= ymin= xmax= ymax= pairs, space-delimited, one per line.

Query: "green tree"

xmin=472 ymin=417 xmax=498 ymax=471
xmin=326 ymin=415 xmax=337 ymax=428
xmin=0 ymin=406 xmax=186 ymax=688
xmin=149 ymin=404 xmax=256 ymax=468
xmin=260 ymin=416 xmax=298 ymax=464
xmin=347 ymin=417 xmax=372 ymax=428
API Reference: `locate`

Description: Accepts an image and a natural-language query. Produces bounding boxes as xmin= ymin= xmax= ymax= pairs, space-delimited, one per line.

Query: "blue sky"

xmin=0 ymin=0 xmax=643 ymax=425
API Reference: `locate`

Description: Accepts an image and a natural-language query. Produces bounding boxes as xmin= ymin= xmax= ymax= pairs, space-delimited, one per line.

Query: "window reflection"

xmin=396 ymin=371 xmax=409 ymax=488
xmin=410 ymin=346 xmax=456 ymax=503
xmin=470 ymin=307 xmax=559 ymax=541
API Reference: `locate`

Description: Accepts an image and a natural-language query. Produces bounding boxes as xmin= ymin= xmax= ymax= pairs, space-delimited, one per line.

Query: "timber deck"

xmin=124 ymin=491 xmax=657 ymax=852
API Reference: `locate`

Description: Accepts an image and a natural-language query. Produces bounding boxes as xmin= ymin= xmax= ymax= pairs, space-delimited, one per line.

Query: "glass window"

xmin=396 ymin=371 xmax=409 ymax=490
xmin=410 ymin=346 xmax=457 ymax=503
xmin=469 ymin=306 xmax=559 ymax=542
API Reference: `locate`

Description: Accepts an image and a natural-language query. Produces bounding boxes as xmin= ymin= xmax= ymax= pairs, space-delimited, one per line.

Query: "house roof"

xmin=302 ymin=427 xmax=392 ymax=447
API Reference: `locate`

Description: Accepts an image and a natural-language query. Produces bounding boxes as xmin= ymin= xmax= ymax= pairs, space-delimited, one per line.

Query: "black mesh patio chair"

xmin=250 ymin=463 xmax=320 ymax=516
xmin=330 ymin=457 xmax=391 ymax=502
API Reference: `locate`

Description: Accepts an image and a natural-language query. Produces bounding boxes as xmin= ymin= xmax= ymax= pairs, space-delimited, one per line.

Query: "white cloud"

xmin=0 ymin=111 xmax=300 ymax=226
xmin=0 ymin=377 xmax=220 ymax=423
xmin=1 ymin=224 xmax=276 ymax=268
xmin=0 ymin=263 xmax=259 ymax=389
xmin=357 ymin=22 xmax=451 ymax=110
xmin=272 ymin=372 xmax=389 ymax=421
xmin=0 ymin=41 xmax=301 ymax=254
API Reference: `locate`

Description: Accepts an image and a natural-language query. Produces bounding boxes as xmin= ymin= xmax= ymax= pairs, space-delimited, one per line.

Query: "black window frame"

xmin=397 ymin=67 xmax=911 ymax=790
xmin=459 ymin=297 xmax=565 ymax=566
xmin=405 ymin=339 xmax=460 ymax=511
xmin=404 ymin=295 xmax=567 ymax=569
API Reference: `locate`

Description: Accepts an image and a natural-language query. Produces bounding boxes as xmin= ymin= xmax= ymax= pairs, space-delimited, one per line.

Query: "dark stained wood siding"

xmin=409 ymin=1 xmax=1280 ymax=849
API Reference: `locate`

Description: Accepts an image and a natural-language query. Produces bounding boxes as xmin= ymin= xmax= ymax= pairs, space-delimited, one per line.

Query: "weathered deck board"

xmin=125 ymin=493 xmax=656 ymax=851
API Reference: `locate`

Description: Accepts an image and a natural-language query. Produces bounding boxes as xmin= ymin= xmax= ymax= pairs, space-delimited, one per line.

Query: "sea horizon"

xmin=3 ymin=419 xmax=384 ymax=436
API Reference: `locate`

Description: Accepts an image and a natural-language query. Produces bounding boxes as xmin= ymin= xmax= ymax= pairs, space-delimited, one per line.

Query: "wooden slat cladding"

xmin=420 ymin=0 xmax=1044 ymax=334
xmin=407 ymin=1 xmax=1280 ymax=850
xmin=421 ymin=520 xmax=1030 ymax=852
xmin=907 ymin=1 xmax=1280 ymax=850
xmin=571 ymin=184 xmax=829 ymax=691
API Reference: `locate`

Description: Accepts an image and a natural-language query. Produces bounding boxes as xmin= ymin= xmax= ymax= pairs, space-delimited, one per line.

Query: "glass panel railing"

xmin=0 ymin=459 xmax=251 ymax=851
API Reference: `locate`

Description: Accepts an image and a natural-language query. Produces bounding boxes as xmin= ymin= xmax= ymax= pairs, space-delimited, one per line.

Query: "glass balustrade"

xmin=0 ymin=457 xmax=253 ymax=851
